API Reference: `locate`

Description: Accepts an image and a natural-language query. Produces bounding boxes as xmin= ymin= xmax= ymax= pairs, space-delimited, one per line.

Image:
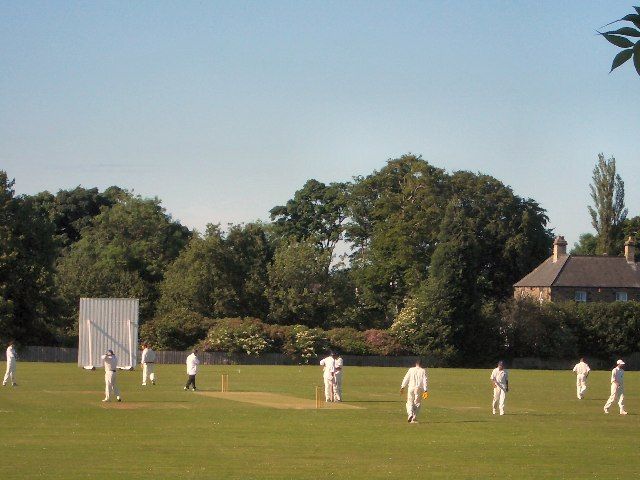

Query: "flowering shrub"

xmin=283 ymin=325 xmax=326 ymax=364
xmin=202 ymin=318 xmax=270 ymax=356
xmin=363 ymin=329 xmax=405 ymax=356
xmin=326 ymin=328 xmax=369 ymax=355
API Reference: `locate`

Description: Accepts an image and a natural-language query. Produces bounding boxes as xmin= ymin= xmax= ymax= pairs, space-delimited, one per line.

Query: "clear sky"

xmin=1 ymin=1 xmax=639 ymax=248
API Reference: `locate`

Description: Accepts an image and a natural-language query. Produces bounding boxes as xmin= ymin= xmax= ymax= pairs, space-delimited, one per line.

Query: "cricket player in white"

xmin=3 ymin=341 xmax=17 ymax=386
xmin=332 ymin=352 xmax=343 ymax=402
xmin=320 ymin=352 xmax=336 ymax=402
xmin=184 ymin=349 xmax=199 ymax=391
xmin=490 ymin=360 xmax=508 ymax=415
xmin=604 ymin=359 xmax=627 ymax=415
xmin=101 ymin=350 xmax=121 ymax=402
xmin=572 ymin=357 xmax=590 ymax=399
xmin=400 ymin=359 xmax=428 ymax=423
xmin=141 ymin=344 xmax=156 ymax=386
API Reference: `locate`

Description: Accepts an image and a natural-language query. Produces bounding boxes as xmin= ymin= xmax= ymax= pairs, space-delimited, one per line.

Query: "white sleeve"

xmin=401 ymin=370 xmax=410 ymax=388
xmin=320 ymin=358 xmax=326 ymax=366
xmin=572 ymin=365 xmax=577 ymax=373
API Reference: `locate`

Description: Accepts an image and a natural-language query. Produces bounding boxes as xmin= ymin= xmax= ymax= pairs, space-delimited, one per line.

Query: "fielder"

xmin=3 ymin=341 xmax=17 ymax=386
xmin=184 ymin=349 xmax=199 ymax=391
xmin=572 ymin=357 xmax=590 ymax=399
xmin=320 ymin=352 xmax=336 ymax=402
xmin=490 ymin=360 xmax=508 ymax=415
xmin=400 ymin=358 xmax=428 ymax=423
xmin=332 ymin=352 xmax=343 ymax=402
xmin=101 ymin=350 xmax=121 ymax=402
xmin=141 ymin=343 xmax=157 ymax=386
xmin=604 ymin=359 xmax=627 ymax=415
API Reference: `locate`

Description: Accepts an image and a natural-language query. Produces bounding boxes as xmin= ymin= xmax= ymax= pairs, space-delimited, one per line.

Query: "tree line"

xmin=4 ymin=153 xmax=634 ymax=364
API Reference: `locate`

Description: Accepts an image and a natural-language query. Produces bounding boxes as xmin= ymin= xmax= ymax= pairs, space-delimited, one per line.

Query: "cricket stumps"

xmin=221 ymin=373 xmax=229 ymax=392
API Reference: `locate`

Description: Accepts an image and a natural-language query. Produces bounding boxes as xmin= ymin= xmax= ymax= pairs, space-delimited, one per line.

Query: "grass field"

xmin=0 ymin=363 xmax=638 ymax=479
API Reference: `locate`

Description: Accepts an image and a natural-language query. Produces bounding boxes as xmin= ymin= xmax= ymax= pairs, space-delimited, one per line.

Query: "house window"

xmin=615 ymin=292 xmax=628 ymax=302
xmin=575 ymin=291 xmax=587 ymax=302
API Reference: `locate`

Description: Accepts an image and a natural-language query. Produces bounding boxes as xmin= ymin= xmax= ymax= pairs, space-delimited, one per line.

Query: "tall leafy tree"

xmin=56 ymin=195 xmax=191 ymax=325
xmin=266 ymin=239 xmax=334 ymax=328
xmin=30 ymin=186 xmax=124 ymax=248
xmin=0 ymin=172 xmax=60 ymax=344
xmin=347 ymin=155 xmax=449 ymax=325
xmin=158 ymin=223 xmax=272 ymax=319
xmin=588 ymin=153 xmax=627 ymax=255
xmin=269 ymin=179 xmax=349 ymax=258
xmin=599 ymin=6 xmax=640 ymax=76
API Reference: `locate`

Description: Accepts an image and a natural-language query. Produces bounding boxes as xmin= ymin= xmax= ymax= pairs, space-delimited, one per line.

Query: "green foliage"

xmin=158 ymin=223 xmax=272 ymax=320
xmin=201 ymin=318 xmax=271 ymax=356
xmin=56 ymin=195 xmax=191 ymax=325
xmin=282 ymin=325 xmax=327 ymax=364
xmin=571 ymin=233 xmax=597 ymax=255
xmin=501 ymin=299 xmax=640 ymax=360
xmin=600 ymin=8 xmax=640 ymax=75
xmin=266 ymin=239 xmax=335 ymax=327
xmin=588 ymin=153 xmax=627 ymax=255
xmin=139 ymin=308 xmax=215 ymax=350
xmin=325 ymin=327 xmax=369 ymax=355
xmin=500 ymin=299 xmax=577 ymax=359
xmin=270 ymin=179 xmax=349 ymax=256
xmin=30 ymin=186 xmax=122 ymax=248
xmin=0 ymin=172 xmax=60 ymax=344
xmin=362 ymin=329 xmax=405 ymax=355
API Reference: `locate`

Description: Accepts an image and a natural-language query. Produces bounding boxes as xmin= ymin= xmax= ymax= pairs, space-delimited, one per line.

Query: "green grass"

xmin=0 ymin=363 xmax=637 ymax=479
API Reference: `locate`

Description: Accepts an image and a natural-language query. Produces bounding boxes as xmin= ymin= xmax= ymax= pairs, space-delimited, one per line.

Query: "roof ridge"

xmin=551 ymin=254 xmax=571 ymax=287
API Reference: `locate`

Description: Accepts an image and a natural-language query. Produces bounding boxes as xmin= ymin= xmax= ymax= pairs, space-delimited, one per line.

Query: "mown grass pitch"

xmin=0 ymin=363 xmax=637 ymax=479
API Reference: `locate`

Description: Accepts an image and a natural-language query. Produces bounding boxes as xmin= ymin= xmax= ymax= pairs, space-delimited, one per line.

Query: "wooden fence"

xmin=3 ymin=347 xmax=639 ymax=369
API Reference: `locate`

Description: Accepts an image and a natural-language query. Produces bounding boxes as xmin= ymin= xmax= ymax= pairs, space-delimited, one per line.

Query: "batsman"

xmin=400 ymin=358 xmax=429 ymax=423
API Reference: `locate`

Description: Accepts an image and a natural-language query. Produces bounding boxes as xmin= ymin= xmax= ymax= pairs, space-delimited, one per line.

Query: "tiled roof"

xmin=514 ymin=255 xmax=640 ymax=288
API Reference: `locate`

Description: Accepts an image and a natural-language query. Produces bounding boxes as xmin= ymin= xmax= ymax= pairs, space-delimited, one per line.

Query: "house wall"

xmin=551 ymin=287 xmax=640 ymax=303
xmin=514 ymin=287 xmax=551 ymax=302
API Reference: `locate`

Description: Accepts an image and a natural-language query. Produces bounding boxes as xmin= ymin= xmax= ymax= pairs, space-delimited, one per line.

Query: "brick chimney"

xmin=625 ymin=236 xmax=636 ymax=263
xmin=553 ymin=236 xmax=568 ymax=262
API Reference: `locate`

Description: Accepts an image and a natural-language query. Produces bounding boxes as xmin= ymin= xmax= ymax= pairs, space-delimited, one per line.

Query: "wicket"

xmin=221 ymin=373 xmax=229 ymax=392
xmin=315 ymin=385 xmax=321 ymax=409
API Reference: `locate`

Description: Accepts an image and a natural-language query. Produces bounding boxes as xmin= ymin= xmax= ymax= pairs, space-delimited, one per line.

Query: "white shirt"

xmin=334 ymin=357 xmax=344 ymax=376
xmin=186 ymin=353 xmax=199 ymax=375
xmin=491 ymin=368 xmax=508 ymax=389
xmin=6 ymin=346 xmax=16 ymax=363
xmin=141 ymin=348 xmax=156 ymax=364
xmin=320 ymin=356 xmax=335 ymax=379
xmin=401 ymin=366 xmax=428 ymax=392
xmin=573 ymin=361 xmax=590 ymax=376
xmin=611 ymin=367 xmax=624 ymax=387
xmin=102 ymin=354 xmax=118 ymax=372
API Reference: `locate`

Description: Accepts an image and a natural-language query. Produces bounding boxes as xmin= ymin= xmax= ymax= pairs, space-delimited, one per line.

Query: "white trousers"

xmin=576 ymin=374 xmax=587 ymax=399
xmin=104 ymin=370 xmax=120 ymax=400
xmin=604 ymin=384 xmax=625 ymax=412
xmin=492 ymin=386 xmax=506 ymax=414
xmin=406 ymin=387 xmax=422 ymax=419
xmin=3 ymin=361 xmax=16 ymax=385
xmin=323 ymin=376 xmax=335 ymax=401
xmin=142 ymin=363 xmax=155 ymax=384
xmin=334 ymin=373 xmax=342 ymax=401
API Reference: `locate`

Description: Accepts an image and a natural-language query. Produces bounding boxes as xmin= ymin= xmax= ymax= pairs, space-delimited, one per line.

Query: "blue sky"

xmin=1 ymin=1 xmax=639 ymax=248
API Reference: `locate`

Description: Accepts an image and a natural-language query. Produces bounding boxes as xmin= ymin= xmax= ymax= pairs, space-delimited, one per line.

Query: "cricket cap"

xmin=107 ymin=349 xmax=114 ymax=355
xmin=616 ymin=359 xmax=626 ymax=366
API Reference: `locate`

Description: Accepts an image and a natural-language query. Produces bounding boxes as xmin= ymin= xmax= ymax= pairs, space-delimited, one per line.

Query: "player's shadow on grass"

xmin=348 ymin=400 xmax=403 ymax=403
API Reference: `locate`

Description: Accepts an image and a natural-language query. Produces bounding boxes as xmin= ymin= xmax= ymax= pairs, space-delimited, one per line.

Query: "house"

xmin=514 ymin=236 xmax=640 ymax=303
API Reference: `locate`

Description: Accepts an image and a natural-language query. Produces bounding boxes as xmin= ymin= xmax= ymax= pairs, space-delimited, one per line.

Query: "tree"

xmin=599 ymin=7 xmax=640 ymax=76
xmin=347 ymin=155 xmax=449 ymax=324
xmin=588 ymin=153 xmax=627 ymax=255
xmin=0 ymin=171 xmax=60 ymax=344
xmin=571 ymin=233 xmax=597 ymax=255
xmin=30 ymin=186 xmax=123 ymax=248
xmin=158 ymin=223 xmax=272 ymax=320
xmin=266 ymin=239 xmax=334 ymax=328
xmin=56 ymin=195 xmax=191 ymax=326
xmin=269 ymin=179 xmax=349 ymax=258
